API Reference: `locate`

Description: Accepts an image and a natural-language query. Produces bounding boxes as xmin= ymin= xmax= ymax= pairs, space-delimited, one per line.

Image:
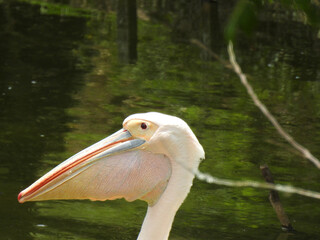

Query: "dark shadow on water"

xmin=0 ymin=1 xmax=87 ymax=239
xmin=117 ymin=0 xmax=138 ymax=64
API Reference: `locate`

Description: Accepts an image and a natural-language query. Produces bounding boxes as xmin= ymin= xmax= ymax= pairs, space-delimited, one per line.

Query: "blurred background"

xmin=0 ymin=0 xmax=320 ymax=239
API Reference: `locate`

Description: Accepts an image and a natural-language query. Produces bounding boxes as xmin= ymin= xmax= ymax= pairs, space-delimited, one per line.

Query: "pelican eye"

xmin=140 ymin=122 xmax=148 ymax=130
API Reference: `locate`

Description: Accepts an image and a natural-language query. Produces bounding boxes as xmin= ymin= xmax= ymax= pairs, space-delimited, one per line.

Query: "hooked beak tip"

xmin=18 ymin=192 xmax=24 ymax=203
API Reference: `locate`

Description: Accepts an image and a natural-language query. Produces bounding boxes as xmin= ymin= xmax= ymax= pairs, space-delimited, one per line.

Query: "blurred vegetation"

xmin=226 ymin=0 xmax=320 ymax=40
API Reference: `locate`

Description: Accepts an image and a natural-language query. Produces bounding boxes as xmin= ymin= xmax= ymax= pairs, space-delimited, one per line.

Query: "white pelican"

xmin=18 ymin=112 xmax=205 ymax=240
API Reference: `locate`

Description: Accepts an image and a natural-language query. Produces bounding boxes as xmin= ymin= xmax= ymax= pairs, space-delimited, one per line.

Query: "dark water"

xmin=0 ymin=1 xmax=320 ymax=239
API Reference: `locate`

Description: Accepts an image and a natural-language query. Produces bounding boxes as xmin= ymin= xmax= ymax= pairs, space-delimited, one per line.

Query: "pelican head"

xmin=18 ymin=112 xmax=205 ymax=240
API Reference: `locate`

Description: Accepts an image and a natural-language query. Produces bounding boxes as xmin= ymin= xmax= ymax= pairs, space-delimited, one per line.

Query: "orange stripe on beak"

xmin=18 ymin=129 xmax=135 ymax=203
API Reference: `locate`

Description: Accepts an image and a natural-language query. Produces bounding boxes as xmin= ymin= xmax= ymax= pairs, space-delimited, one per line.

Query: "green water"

xmin=0 ymin=1 xmax=320 ymax=239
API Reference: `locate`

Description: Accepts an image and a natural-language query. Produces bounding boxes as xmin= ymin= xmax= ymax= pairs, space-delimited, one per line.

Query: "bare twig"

xmin=193 ymin=169 xmax=320 ymax=199
xmin=260 ymin=165 xmax=294 ymax=232
xmin=177 ymin=159 xmax=320 ymax=200
xmin=188 ymin=39 xmax=320 ymax=200
xmin=191 ymin=39 xmax=320 ymax=169
xmin=227 ymin=41 xmax=320 ymax=169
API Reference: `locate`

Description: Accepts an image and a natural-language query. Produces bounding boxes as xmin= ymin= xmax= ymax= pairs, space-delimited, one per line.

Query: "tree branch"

xmin=193 ymin=168 xmax=320 ymax=199
xmin=189 ymin=39 xmax=320 ymax=200
xmin=260 ymin=165 xmax=294 ymax=232
xmin=227 ymin=41 xmax=320 ymax=169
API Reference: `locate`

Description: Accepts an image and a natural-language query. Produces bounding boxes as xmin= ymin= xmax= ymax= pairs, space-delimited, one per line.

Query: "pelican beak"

xmin=18 ymin=129 xmax=145 ymax=203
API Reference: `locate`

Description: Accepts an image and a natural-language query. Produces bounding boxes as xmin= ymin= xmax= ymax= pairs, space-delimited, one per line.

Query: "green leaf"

xmin=225 ymin=0 xmax=258 ymax=40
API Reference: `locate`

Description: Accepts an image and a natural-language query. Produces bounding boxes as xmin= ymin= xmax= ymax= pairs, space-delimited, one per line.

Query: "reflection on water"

xmin=0 ymin=1 xmax=320 ymax=240
xmin=0 ymin=2 xmax=86 ymax=239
